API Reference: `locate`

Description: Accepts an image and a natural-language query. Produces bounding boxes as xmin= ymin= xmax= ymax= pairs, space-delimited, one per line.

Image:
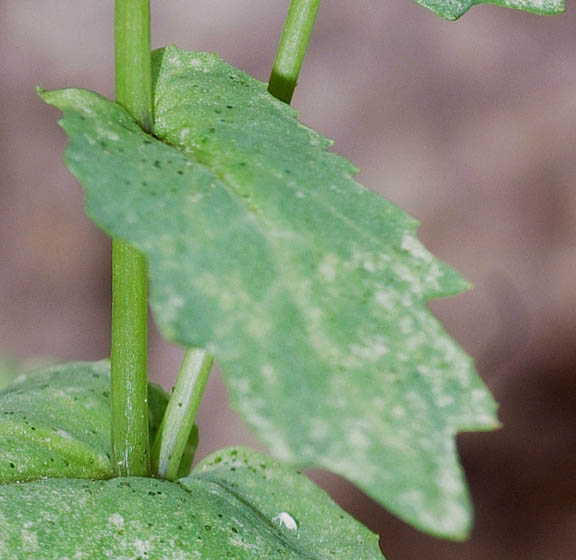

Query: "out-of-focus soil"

xmin=1 ymin=2 xmax=575 ymax=558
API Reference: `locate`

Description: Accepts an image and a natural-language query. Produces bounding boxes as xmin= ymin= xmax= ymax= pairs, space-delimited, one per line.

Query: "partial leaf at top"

xmin=414 ymin=0 xmax=563 ymax=21
xmin=41 ymin=46 xmax=498 ymax=538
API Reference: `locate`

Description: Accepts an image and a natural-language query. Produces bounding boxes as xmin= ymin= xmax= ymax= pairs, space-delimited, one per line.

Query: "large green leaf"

xmin=0 ymin=447 xmax=383 ymax=559
xmin=415 ymin=0 xmax=563 ymax=20
xmin=40 ymin=46 xmax=498 ymax=538
xmin=0 ymin=361 xmax=168 ymax=482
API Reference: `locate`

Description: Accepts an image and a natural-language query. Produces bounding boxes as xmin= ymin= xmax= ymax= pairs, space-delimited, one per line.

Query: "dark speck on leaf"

xmin=154 ymin=160 xmax=161 ymax=168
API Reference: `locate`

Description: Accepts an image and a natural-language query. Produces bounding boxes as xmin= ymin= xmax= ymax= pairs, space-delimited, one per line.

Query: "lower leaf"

xmin=0 ymin=361 xmax=168 ymax=482
xmin=0 ymin=447 xmax=383 ymax=559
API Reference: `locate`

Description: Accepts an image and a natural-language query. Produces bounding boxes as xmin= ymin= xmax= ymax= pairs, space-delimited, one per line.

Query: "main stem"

xmin=111 ymin=0 xmax=153 ymax=477
xmin=268 ymin=0 xmax=322 ymax=103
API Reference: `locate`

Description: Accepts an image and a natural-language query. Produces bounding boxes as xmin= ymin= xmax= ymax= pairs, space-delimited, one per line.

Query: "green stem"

xmin=115 ymin=0 xmax=153 ymax=132
xmin=152 ymin=349 xmax=214 ymax=480
xmin=268 ymin=0 xmax=322 ymax=104
xmin=111 ymin=0 xmax=153 ymax=478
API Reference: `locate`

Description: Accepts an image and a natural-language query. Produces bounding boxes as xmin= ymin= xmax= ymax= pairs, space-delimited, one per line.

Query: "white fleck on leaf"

xmin=272 ymin=512 xmax=298 ymax=531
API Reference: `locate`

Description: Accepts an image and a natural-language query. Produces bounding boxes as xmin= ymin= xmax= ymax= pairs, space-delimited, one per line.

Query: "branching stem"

xmin=268 ymin=0 xmax=322 ymax=103
xmin=152 ymin=349 xmax=214 ymax=480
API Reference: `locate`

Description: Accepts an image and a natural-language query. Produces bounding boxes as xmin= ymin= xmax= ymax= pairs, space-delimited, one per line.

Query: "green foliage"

xmin=40 ymin=47 xmax=498 ymax=538
xmin=0 ymin=361 xmax=168 ymax=482
xmin=0 ymin=446 xmax=383 ymax=559
xmin=417 ymin=0 xmax=564 ymax=21
xmin=0 ymin=356 xmax=21 ymax=391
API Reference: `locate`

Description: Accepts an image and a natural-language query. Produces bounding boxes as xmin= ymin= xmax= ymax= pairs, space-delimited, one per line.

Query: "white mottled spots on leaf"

xmin=309 ymin=419 xmax=329 ymax=441
xmin=399 ymin=317 xmax=414 ymax=335
xmin=342 ymin=336 xmax=389 ymax=368
xmin=260 ymin=364 xmax=277 ymax=384
xmin=374 ymin=290 xmax=393 ymax=309
xmin=133 ymin=538 xmax=153 ymax=556
xmin=363 ymin=259 xmax=376 ymax=272
xmin=54 ymin=429 xmax=74 ymax=440
xmin=179 ymin=127 xmax=191 ymax=142
xmin=437 ymin=394 xmax=455 ymax=408
xmin=318 ymin=253 xmax=340 ymax=282
xmin=21 ymin=526 xmax=38 ymax=550
xmin=391 ymin=405 xmax=406 ymax=419
xmin=401 ymin=234 xmax=430 ymax=262
xmin=108 ymin=513 xmax=124 ymax=530
xmin=346 ymin=428 xmax=371 ymax=451
xmin=437 ymin=467 xmax=463 ymax=495
xmin=187 ymin=192 xmax=203 ymax=204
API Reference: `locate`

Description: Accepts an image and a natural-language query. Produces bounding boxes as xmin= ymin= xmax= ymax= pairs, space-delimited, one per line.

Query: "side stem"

xmin=152 ymin=349 xmax=214 ymax=480
xmin=268 ymin=0 xmax=322 ymax=104
xmin=111 ymin=0 xmax=153 ymax=477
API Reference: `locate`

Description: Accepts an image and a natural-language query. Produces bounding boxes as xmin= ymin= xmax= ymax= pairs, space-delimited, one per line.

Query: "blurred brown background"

xmin=1 ymin=1 xmax=576 ymax=558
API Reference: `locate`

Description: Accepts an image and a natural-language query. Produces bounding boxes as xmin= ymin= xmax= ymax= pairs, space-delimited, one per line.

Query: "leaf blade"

xmin=0 ymin=448 xmax=384 ymax=559
xmin=40 ymin=48 xmax=498 ymax=537
xmin=0 ymin=361 xmax=168 ymax=482
xmin=192 ymin=447 xmax=383 ymax=558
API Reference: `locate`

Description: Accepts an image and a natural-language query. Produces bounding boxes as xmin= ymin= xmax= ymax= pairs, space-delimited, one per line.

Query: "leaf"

xmin=40 ymin=46 xmax=498 ymax=538
xmin=191 ymin=447 xmax=382 ymax=557
xmin=0 ymin=361 xmax=168 ymax=482
xmin=0 ymin=356 xmax=21 ymax=391
xmin=0 ymin=447 xmax=384 ymax=559
xmin=414 ymin=0 xmax=564 ymax=21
